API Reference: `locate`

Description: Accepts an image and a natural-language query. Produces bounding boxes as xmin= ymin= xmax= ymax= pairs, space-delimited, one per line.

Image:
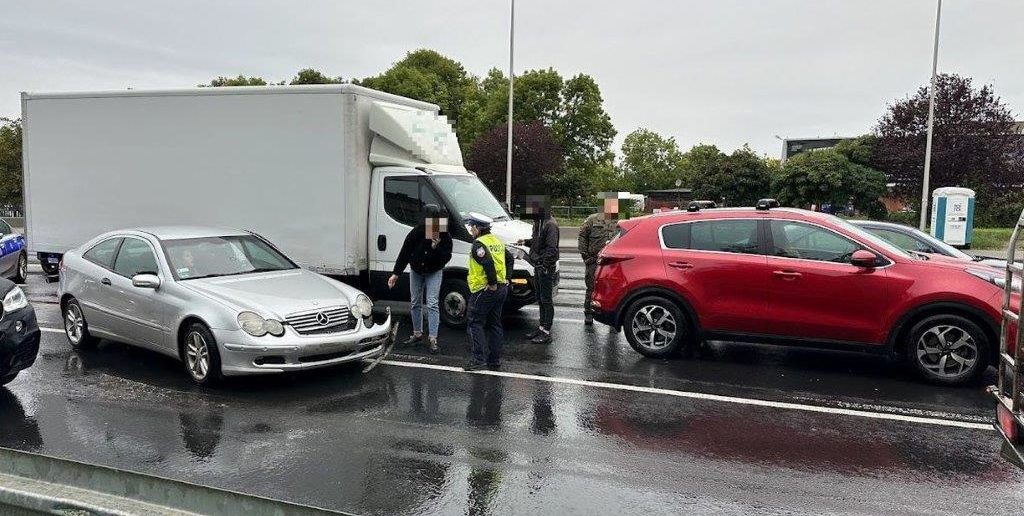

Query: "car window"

xmin=82 ymin=238 xmax=123 ymax=268
xmin=870 ymin=228 xmax=931 ymax=254
xmin=661 ymin=223 xmax=690 ymax=249
xmin=0 ymin=220 xmax=11 ymax=234
xmin=383 ymin=177 xmax=441 ymax=227
xmin=113 ymin=237 xmax=159 ymax=277
xmin=689 ymin=220 xmax=760 ymax=254
xmin=240 ymin=238 xmax=294 ymax=270
xmin=771 ymin=221 xmax=861 ymax=263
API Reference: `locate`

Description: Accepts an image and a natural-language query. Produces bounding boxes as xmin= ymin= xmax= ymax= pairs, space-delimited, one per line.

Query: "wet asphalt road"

xmin=3 ymin=268 xmax=1023 ymax=515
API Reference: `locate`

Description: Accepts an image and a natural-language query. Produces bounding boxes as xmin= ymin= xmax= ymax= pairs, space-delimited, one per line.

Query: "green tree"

xmin=0 ymin=118 xmax=23 ymax=209
xmin=356 ymin=49 xmax=481 ymax=146
xmin=618 ymin=129 xmax=687 ymax=193
xmin=201 ymin=75 xmax=267 ymax=87
xmin=289 ymin=68 xmax=343 ymax=85
xmin=833 ymin=134 xmax=877 ymax=167
xmin=772 ymin=149 xmax=887 ymax=212
xmin=555 ymin=74 xmax=616 ymax=185
xmin=690 ymin=145 xmax=773 ymax=206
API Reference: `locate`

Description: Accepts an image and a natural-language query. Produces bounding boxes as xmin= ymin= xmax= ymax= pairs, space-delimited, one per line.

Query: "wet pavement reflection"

xmin=0 ymin=299 xmax=1019 ymax=514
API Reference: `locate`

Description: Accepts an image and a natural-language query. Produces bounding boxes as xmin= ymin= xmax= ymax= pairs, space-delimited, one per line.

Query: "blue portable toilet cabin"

xmin=930 ymin=187 xmax=976 ymax=248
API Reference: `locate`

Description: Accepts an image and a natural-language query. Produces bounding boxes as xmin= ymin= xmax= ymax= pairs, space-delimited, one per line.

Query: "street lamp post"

xmin=919 ymin=0 xmax=942 ymax=231
xmin=505 ymin=0 xmax=515 ymax=208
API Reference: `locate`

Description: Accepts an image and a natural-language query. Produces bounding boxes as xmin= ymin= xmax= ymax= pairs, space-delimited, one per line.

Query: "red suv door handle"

xmin=773 ymin=270 xmax=801 ymax=280
xmin=668 ymin=261 xmax=693 ymax=270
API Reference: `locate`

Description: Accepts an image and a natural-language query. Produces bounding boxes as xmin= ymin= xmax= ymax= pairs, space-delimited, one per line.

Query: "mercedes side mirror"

xmin=851 ymin=250 xmax=877 ymax=268
xmin=132 ymin=273 xmax=161 ymax=289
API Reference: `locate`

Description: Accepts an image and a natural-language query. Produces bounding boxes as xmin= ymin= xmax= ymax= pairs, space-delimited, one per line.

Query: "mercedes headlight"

xmin=237 ymin=311 xmax=284 ymax=337
xmin=352 ymin=294 xmax=373 ymax=319
xmin=2 ymin=286 xmax=27 ymax=313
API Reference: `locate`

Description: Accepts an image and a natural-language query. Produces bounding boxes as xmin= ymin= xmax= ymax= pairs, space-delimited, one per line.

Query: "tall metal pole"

xmin=919 ymin=0 xmax=942 ymax=230
xmin=505 ymin=0 xmax=515 ymax=208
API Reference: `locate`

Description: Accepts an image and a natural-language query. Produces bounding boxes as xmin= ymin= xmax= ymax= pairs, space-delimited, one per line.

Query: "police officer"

xmin=578 ymin=194 xmax=621 ymax=325
xmin=463 ymin=212 xmax=509 ymax=371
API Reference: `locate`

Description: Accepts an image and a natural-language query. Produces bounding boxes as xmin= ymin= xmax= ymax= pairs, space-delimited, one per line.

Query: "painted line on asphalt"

xmin=376 ymin=359 xmax=993 ymax=431
xmin=32 ymin=325 xmax=991 ymax=430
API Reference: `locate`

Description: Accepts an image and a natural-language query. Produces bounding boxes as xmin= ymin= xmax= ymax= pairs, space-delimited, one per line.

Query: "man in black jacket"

xmin=388 ymin=205 xmax=453 ymax=353
xmin=519 ymin=196 xmax=559 ymax=344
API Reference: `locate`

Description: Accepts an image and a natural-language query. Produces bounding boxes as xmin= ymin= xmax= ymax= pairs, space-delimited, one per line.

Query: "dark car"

xmin=0 ymin=277 xmax=40 ymax=386
xmin=852 ymin=220 xmax=1005 ymax=269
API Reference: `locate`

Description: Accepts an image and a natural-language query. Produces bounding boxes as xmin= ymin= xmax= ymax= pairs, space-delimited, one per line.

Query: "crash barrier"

xmin=0 ymin=446 xmax=350 ymax=515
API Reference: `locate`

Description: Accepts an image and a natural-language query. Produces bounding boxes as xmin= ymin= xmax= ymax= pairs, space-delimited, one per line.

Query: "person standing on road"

xmin=578 ymin=193 xmax=621 ymax=326
xmin=388 ymin=204 xmax=453 ymax=353
xmin=519 ymin=196 xmax=559 ymax=344
xmin=463 ymin=212 xmax=509 ymax=371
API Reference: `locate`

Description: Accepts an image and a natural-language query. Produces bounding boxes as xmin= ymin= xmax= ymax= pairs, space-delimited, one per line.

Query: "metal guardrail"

xmin=0 ymin=446 xmax=351 ymax=516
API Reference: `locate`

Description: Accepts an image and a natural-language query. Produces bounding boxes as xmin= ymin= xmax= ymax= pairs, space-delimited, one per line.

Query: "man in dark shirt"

xmin=519 ymin=196 xmax=559 ymax=344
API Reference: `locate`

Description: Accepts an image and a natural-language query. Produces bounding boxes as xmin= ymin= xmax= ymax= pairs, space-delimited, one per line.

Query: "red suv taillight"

xmin=998 ymin=403 xmax=1020 ymax=443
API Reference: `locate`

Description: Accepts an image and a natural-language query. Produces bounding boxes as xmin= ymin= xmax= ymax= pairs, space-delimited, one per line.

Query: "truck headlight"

xmin=352 ymin=294 xmax=373 ymax=319
xmin=2 ymin=286 xmax=27 ymax=313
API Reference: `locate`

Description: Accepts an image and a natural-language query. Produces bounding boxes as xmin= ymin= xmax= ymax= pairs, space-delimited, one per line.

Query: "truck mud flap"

xmin=362 ymin=308 xmax=399 ymax=374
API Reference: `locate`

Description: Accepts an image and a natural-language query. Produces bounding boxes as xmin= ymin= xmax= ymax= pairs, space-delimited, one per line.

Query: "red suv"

xmin=591 ymin=202 xmax=1014 ymax=385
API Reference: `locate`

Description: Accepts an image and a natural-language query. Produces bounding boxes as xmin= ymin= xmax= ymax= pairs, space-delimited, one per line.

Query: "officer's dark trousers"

xmin=467 ymin=284 xmax=508 ymax=366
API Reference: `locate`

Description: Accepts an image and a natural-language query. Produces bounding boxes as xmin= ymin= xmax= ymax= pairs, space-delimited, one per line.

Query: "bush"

xmin=885 ymin=210 xmax=919 ymax=226
xmin=975 ymin=190 xmax=1024 ymax=228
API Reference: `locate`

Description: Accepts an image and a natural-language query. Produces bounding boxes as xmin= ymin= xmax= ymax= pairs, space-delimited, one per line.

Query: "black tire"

xmin=63 ymin=298 xmax=98 ymax=350
xmin=12 ymin=252 xmax=27 ymax=284
xmin=40 ymin=259 xmax=59 ymax=275
xmin=440 ymin=278 xmax=470 ymax=329
xmin=905 ymin=314 xmax=989 ymax=385
xmin=1 ymin=372 xmax=17 ymax=386
xmin=181 ymin=323 xmax=223 ymax=386
xmin=622 ymin=296 xmax=691 ymax=358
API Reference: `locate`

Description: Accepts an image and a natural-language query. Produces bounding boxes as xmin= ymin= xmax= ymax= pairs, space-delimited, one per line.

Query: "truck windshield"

xmin=431 ymin=174 xmax=509 ymax=221
xmin=163 ymin=235 xmax=297 ymax=280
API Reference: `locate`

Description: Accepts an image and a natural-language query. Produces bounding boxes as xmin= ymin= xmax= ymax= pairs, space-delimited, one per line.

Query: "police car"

xmin=0 ymin=218 xmax=27 ymax=284
xmin=0 ymin=276 xmax=40 ymax=386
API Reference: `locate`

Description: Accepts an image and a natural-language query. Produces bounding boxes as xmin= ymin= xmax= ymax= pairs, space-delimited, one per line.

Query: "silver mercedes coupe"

xmin=58 ymin=226 xmax=395 ymax=385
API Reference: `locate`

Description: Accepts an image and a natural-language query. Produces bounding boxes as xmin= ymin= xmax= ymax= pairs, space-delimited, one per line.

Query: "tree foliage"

xmin=873 ymin=73 xmax=1023 ymax=209
xmin=201 ymin=75 xmax=267 ymax=87
xmin=773 ymin=149 xmax=887 ymax=212
xmin=690 ymin=145 xmax=773 ymax=206
xmin=356 ymin=49 xmax=480 ymax=145
xmin=465 ymin=121 xmax=563 ymax=200
xmin=289 ymin=68 xmax=343 ymax=85
xmin=0 ymin=118 xmax=22 ymax=209
xmin=618 ymin=128 xmax=686 ymax=192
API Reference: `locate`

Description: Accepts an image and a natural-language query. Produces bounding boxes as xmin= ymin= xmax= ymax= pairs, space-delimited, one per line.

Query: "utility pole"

xmin=505 ymin=0 xmax=515 ymax=208
xmin=919 ymin=0 xmax=942 ymax=231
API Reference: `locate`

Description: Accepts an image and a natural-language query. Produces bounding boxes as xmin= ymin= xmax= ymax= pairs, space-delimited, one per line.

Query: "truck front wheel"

xmin=440 ymin=278 xmax=470 ymax=329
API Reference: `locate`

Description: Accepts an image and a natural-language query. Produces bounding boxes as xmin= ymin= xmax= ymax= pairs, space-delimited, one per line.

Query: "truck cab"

xmin=367 ymin=169 xmax=541 ymax=327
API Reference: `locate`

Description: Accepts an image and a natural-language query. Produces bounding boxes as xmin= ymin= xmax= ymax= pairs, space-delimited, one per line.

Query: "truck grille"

xmin=285 ymin=306 xmax=356 ymax=335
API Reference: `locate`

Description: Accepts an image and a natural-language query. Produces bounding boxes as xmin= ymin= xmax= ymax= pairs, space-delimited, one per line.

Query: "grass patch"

xmin=973 ymin=227 xmax=1013 ymax=250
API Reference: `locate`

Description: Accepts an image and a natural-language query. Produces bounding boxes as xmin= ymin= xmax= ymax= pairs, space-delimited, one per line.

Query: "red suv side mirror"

xmin=851 ymin=250 xmax=878 ymax=268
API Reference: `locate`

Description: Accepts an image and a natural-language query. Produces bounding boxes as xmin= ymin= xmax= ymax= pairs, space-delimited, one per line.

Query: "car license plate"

xmin=47 ymin=257 xmax=59 ymax=264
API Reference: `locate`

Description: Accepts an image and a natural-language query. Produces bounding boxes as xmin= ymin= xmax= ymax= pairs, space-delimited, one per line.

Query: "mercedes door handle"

xmin=773 ymin=270 xmax=801 ymax=279
xmin=101 ymin=277 xmax=111 ymax=286
xmin=668 ymin=261 xmax=693 ymax=270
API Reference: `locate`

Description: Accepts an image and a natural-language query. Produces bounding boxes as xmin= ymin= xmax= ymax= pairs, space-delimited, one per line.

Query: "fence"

xmin=0 ymin=206 xmax=22 ymax=218
xmin=550 ymin=206 xmax=600 ymax=219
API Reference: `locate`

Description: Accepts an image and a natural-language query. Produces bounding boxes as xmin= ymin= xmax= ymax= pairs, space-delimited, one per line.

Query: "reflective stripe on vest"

xmin=467 ymin=233 xmax=507 ymax=293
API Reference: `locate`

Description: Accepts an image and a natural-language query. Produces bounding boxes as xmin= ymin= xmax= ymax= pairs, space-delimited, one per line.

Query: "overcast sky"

xmin=2 ymin=0 xmax=1021 ymax=158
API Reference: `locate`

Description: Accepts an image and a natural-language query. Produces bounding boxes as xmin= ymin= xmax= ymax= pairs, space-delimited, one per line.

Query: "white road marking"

xmin=32 ymin=324 xmax=992 ymax=431
xmin=376 ymin=359 xmax=994 ymax=431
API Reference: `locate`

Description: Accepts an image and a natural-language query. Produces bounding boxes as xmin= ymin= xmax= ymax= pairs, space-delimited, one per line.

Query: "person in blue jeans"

xmin=388 ymin=205 xmax=453 ymax=353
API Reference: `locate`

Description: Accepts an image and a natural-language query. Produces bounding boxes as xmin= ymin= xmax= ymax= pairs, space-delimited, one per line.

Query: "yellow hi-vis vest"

xmin=467 ymin=233 xmax=507 ymax=293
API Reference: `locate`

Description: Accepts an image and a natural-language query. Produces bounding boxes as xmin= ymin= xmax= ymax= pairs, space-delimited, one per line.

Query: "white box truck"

xmin=21 ymin=84 xmax=548 ymax=326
